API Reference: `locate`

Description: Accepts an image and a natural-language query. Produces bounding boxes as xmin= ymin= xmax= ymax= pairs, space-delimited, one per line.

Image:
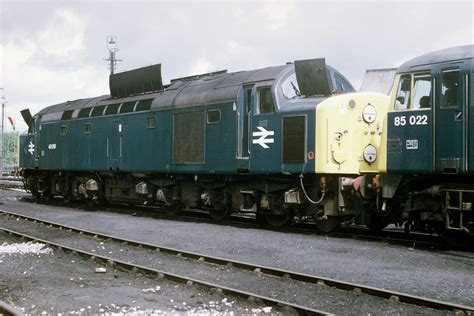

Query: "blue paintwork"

xmin=19 ymin=62 xmax=354 ymax=177
xmin=387 ymin=46 xmax=473 ymax=175
xmin=387 ymin=110 xmax=433 ymax=173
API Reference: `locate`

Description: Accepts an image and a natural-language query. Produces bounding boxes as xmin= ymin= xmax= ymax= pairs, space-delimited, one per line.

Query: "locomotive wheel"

xmin=164 ymin=203 xmax=183 ymax=216
xmin=63 ymin=192 xmax=73 ymax=204
xmin=315 ymin=216 xmax=341 ymax=233
xmin=367 ymin=216 xmax=389 ymax=231
xmin=29 ymin=178 xmax=39 ymax=202
xmin=86 ymin=197 xmax=97 ymax=207
xmin=62 ymin=180 xmax=73 ymax=204
xmin=40 ymin=180 xmax=52 ymax=202
xmin=264 ymin=209 xmax=293 ymax=228
xmin=42 ymin=190 xmax=52 ymax=202
xmin=209 ymin=206 xmax=232 ymax=221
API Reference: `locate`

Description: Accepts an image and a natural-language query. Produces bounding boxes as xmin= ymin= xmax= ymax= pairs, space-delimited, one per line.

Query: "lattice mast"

xmin=104 ymin=36 xmax=122 ymax=75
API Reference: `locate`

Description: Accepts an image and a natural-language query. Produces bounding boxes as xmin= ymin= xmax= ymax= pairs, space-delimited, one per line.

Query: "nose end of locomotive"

xmin=315 ymin=92 xmax=390 ymax=175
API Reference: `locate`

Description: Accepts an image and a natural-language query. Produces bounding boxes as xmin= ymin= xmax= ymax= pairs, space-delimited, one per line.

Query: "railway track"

xmin=0 ymin=178 xmax=23 ymax=190
xmin=0 ymin=300 xmax=24 ymax=316
xmin=0 ymin=209 xmax=472 ymax=315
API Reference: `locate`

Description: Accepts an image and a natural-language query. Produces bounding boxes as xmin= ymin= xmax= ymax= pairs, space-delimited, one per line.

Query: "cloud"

xmin=260 ymin=2 xmax=296 ymax=31
xmin=1 ymin=8 xmax=104 ymax=132
xmin=37 ymin=9 xmax=86 ymax=58
xmin=190 ymin=57 xmax=217 ymax=75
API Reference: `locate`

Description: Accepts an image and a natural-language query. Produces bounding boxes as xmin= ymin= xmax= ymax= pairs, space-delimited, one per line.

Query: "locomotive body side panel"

xmin=387 ymin=108 xmax=433 ymax=173
xmin=203 ymin=103 xmax=237 ymax=173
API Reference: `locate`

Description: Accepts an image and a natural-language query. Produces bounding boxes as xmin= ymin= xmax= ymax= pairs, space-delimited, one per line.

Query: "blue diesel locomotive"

xmin=19 ymin=58 xmax=388 ymax=231
xmin=383 ymin=45 xmax=473 ymax=235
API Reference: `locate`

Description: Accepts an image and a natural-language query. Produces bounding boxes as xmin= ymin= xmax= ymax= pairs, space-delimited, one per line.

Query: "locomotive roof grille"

xmin=170 ymin=69 xmax=228 ymax=84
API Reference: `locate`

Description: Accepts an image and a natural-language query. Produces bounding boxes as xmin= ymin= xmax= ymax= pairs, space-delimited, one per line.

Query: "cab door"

xmin=108 ymin=120 xmax=122 ymax=170
xmin=387 ymin=73 xmax=433 ymax=174
xmin=249 ymin=82 xmax=280 ymax=173
xmin=434 ymin=66 xmax=466 ymax=173
xmin=236 ymin=84 xmax=252 ymax=171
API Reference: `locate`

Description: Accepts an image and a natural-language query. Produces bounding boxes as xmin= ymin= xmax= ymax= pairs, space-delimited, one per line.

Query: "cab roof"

xmin=397 ymin=45 xmax=473 ymax=73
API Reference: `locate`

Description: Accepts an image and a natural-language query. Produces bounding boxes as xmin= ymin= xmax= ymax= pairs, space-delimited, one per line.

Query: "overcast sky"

xmin=1 ymin=0 xmax=473 ymax=132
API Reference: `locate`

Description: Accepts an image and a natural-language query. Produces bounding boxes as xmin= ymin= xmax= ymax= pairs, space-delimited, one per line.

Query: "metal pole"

xmin=0 ymin=88 xmax=4 ymax=176
xmin=110 ymin=50 xmax=115 ymax=75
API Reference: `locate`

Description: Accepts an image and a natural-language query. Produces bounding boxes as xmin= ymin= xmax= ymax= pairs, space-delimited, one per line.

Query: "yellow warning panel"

xmin=315 ymin=92 xmax=389 ymax=175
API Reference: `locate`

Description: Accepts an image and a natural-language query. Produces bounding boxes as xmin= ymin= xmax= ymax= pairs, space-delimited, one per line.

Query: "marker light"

xmin=362 ymin=104 xmax=377 ymax=123
xmin=363 ymin=144 xmax=377 ymax=163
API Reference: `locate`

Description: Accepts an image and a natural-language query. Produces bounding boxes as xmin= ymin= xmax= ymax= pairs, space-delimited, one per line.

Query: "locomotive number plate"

xmin=393 ymin=114 xmax=428 ymax=127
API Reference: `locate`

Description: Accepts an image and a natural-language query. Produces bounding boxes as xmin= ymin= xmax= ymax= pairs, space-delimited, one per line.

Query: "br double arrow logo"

xmin=252 ymin=126 xmax=274 ymax=149
xmin=28 ymin=141 xmax=35 ymax=155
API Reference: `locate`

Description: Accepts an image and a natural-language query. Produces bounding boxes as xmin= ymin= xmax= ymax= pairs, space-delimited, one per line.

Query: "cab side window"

xmin=395 ymin=74 xmax=411 ymax=110
xmin=441 ymin=69 xmax=459 ymax=107
xmin=412 ymin=73 xmax=432 ymax=109
xmin=258 ymin=87 xmax=275 ymax=114
xmin=281 ymin=73 xmax=301 ymax=99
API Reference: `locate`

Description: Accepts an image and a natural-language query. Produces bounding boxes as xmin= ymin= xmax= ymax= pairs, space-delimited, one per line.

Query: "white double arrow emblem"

xmin=252 ymin=126 xmax=274 ymax=149
xmin=28 ymin=141 xmax=35 ymax=155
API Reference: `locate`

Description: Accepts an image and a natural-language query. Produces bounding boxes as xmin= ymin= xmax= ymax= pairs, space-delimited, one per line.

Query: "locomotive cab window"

xmin=412 ymin=73 xmax=432 ymax=109
xmin=441 ymin=69 xmax=460 ymax=107
xmin=258 ymin=87 xmax=275 ymax=114
xmin=281 ymin=73 xmax=301 ymax=99
xmin=394 ymin=74 xmax=411 ymax=110
xmin=207 ymin=110 xmax=221 ymax=124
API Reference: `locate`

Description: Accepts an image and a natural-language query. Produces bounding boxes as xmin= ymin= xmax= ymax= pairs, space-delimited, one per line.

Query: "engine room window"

xmin=78 ymin=107 xmax=92 ymax=118
xmin=61 ymin=110 xmax=74 ymax=120
xmin=441 ymin=69 xmax=459 ymax=107
xmin=60 ymin=125 xmax=68 ymax=136
xmin=91 ymin=105 xmax=106 ymax=117
xmin=146 ymin=116 xmax=157 ymax=129
xmin=105 ymin=103 xmax=121 ymax=115
xmin=207 ymin=110 xmax=221 ymax=124
xmin=412 ymin=73 xmax=432 ymax=109
xmin=281 ymin=73 xmax=301 ymax=99
xmin=258 ymin=87 xmax=275 ymax=114
xmin=84 ymin=123 xmax=92 ymax=133
xmin=136 ymin=99 xmax=153 ymax=112
xmin=394 ymin=74 xmax=411 ymax=110
xmin=120 ymin=101 xmax=136 ymax=113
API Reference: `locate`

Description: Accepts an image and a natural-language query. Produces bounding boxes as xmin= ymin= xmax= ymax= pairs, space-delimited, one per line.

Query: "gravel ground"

xmin=0 ymin=214 xmax=449 ymax=315
xmin=0 ymin=232 xmax=277 ymax=315
xmin=1 ymin=189 xmax=473 ymax=313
